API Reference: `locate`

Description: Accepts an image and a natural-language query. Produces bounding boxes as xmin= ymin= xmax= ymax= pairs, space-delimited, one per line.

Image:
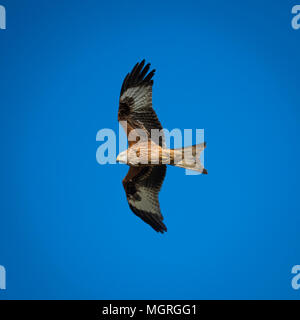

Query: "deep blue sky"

xmin=0 ymin=0 xmax=300 ymax=299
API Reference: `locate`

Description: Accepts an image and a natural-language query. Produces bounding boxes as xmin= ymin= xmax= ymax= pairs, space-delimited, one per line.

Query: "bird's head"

xmin=116 ymin=150 xmax=128 ymax=164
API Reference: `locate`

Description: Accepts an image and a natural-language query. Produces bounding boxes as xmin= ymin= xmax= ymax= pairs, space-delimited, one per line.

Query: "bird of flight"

xmin=117 ymin=60 xmax=207 ymax=233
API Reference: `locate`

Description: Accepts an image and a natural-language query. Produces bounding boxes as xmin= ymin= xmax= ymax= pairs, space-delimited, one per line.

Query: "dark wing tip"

xmin=129 ymin=205 xmax=167 ymax=234
xmin=120 ymin=60 xmax=156 ymax=96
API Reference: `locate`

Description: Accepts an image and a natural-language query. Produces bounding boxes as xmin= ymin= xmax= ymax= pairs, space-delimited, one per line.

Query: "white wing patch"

xmin=129 ymin=186 xmax=161 ymax=216
xmin=120 ymin=86 xmax=152 ymax=112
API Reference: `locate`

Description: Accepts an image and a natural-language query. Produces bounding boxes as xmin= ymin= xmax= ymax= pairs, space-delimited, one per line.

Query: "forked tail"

xmin=171 ymin=142 xmax=207 ymax=174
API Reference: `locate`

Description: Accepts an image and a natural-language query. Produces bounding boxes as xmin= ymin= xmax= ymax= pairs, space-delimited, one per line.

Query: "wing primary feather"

xmin=143 ymin=69 xmax=156 ymax=83
xmin=138 ymin=63 xmax=151 ymax=82
xmin=120 ymin=73 xmax=130 ymax=96
xmin=127 ymin=62 xmax=139 ymax=85
xmin=130 ymin=62 xmax=143 ymax=86
xmin=135 ymin=59 xmax=145 ymax=77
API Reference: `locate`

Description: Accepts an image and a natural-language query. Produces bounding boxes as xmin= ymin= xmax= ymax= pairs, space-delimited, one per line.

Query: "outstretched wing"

xmin=118 ymin=60 xmax=165 ymax=147
xmin=122 ymin=165 xmax=167 ymax=233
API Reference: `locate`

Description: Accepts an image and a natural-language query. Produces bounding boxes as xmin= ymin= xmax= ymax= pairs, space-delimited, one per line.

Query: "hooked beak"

xmin=116 ymin=152 xmax=127 ymax=164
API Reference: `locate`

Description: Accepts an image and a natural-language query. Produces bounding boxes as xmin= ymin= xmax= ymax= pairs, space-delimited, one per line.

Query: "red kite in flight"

xmin=117 ymin=60 xmax=207 ymax=233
